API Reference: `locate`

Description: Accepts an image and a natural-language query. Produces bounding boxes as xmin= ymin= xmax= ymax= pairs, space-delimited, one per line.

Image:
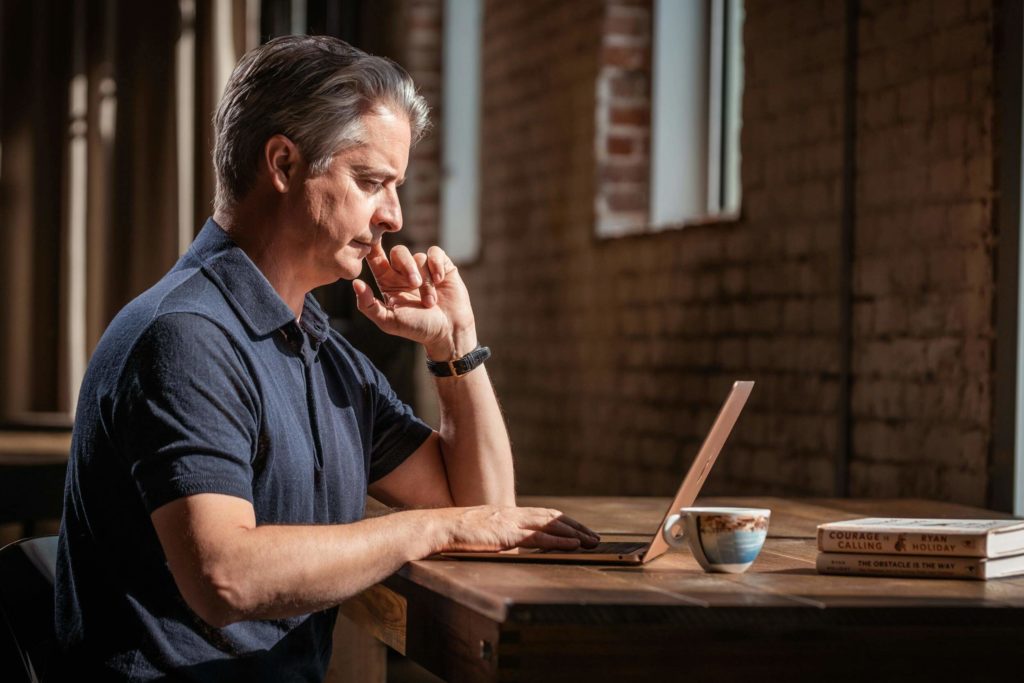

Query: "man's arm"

xmin=359 ymin=244 xmax=514 ymax=509
xmin=151 ymin=493 xmax=597 ymax=628
xmin=433 ymin=361 xmax=515 ymax=506
xmin=151 ymin=245 xmax=598 ymax=629
xmin=368 ymin=353 xmax=513 ymax=510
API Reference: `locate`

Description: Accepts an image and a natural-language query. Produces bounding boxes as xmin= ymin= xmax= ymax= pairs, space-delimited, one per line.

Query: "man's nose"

xmin=374 ymin=192 xmax=403 ymax=233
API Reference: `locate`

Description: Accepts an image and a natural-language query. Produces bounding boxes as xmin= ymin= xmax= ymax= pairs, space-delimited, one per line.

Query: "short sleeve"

xmin=112 ymin=312 xmax=260 ymax=513
xmin=359 ymin=356 xmax=432 ymax=483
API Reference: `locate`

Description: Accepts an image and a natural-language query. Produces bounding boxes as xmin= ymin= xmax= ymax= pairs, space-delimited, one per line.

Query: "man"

xmin=54 ymin=35 xmax=598 ymax=681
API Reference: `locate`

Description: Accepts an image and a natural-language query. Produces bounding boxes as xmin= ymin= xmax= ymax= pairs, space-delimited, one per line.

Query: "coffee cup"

xmin=662 ymin=507 xmax=770 ymax=573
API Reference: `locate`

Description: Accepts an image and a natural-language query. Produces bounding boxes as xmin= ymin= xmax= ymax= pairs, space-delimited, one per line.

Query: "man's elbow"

xmin=176 ymin=563 xmax=254 ymax=629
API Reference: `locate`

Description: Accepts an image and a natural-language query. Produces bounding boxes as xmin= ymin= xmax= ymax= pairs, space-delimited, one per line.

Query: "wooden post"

xmin=325 ymin=612 xmax=387 ymax=683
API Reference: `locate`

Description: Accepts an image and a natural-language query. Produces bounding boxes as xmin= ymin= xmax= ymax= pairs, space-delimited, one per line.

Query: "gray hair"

xmin=212 ymin=35 xmax=430 ymax=212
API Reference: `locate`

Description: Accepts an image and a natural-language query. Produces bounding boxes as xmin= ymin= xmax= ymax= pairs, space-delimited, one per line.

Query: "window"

xmin=439 ymin=0 xmax=482 ymax=263
xmin=650 ymin=0 xmax=743 ymax=227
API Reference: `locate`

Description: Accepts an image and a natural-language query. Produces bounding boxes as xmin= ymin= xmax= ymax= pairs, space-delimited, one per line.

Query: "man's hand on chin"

xmin=352 ymin=242 xmax=478 ymax=359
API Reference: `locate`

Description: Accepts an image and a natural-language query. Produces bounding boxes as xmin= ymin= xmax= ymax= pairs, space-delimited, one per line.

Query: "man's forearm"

xmin=432 ymin=349 xmax=516 ymax=507
xmin=158 ymin=496 xmax=594 ymax=628
xmin=181 ymin=506 xmax=445 ymax=627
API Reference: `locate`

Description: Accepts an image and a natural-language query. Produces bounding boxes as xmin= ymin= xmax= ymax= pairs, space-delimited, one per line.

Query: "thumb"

xmin=352 ymin=278 xmax=392 ymax=329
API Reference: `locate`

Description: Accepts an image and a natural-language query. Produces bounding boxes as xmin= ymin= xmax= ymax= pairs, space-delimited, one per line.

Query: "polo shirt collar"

xmin=190 ymin=218 xmax=317 ymax=338
xmin=300 ymin=293 xmax=331 ymax=345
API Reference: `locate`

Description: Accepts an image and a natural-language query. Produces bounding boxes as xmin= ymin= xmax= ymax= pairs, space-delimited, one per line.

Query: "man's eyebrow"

xmin=350 ymin=164 xmax=405 ymax=185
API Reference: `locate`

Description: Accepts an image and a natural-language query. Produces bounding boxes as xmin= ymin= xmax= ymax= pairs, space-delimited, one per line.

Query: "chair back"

xmin=0 ymin=536 xmax=58 ymax=683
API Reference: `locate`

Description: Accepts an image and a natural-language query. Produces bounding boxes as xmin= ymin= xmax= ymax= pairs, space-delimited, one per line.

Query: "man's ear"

xmin=263 ymin=134 xmax=301 ymax=194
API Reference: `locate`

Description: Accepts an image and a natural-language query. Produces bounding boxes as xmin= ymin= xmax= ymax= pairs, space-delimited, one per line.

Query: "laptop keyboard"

xmin=538 ymin=541 xmax=649 ymax=555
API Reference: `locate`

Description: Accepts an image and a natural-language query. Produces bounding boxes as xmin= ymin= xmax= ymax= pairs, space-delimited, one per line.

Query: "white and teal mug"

xmin=662 ymin=507 xmax=771 ymax=573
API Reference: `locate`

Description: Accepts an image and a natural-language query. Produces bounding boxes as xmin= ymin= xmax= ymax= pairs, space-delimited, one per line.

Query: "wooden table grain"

xmin=339 ymin=496 xmax=1024 ymax=683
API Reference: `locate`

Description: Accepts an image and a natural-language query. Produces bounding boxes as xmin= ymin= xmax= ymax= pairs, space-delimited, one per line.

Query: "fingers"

xmin=551 ymin=513 xmax=601 ymax=546
xmin=366 ymin=243 xmax=455 ymax=292
xmin=521 ymin=508 xmax=601 ymax=548
xmin=417 ymin=247 xmax=456 ymax=308
xmin=543 ymin=516 xmax=601 ymax=548
xmin=352 ymin=278 xmax=393 ymax=329
xmin=365 ymin=243 xmax=391 ymax=279
xmin=426 ymin=246 xmax=452 ymax=285
xmin=365 ymin=243 xmax=421 ymax=289
xmin=445 ymin=506 xmax=602 ymax=553
xmin=385 ymin=245 xmax=454 ymax=308
xmin=413 ymin=253 xmax=436 ymax=308
xmin=519 ymin=532 xmax=582 ymax=550
xmin=389 ymin=245 xmax=421 ymax=288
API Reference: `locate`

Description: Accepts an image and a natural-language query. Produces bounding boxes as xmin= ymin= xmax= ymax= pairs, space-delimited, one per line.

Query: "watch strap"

xmin=426 ymin=345 xmax=491 ymax=377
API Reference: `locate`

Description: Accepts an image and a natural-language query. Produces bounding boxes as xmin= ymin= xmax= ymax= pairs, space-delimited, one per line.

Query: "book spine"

xmin=816 ymin=552 xmax=986 ymax=579
xmin=816 ymin=529 xmax=988 ymax=557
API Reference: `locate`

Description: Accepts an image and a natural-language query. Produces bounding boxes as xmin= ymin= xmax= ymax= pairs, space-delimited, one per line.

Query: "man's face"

xmin=302 ymin=107 xmax=411 ymax=281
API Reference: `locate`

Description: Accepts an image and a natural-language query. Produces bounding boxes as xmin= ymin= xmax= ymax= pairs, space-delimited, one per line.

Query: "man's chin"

xmin=334 ymin=256 xmax=365 ymax=282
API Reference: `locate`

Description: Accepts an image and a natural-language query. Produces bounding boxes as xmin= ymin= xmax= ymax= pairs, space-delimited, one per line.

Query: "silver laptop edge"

xmin=442 ymin=380 xmax=755 ymax=565
xmin=641 ymin=380 xmax=754 ymax=563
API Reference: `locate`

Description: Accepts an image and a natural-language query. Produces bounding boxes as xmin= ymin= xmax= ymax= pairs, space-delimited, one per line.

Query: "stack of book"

xmin=815 ymin=518 xmax=1024 ymax=580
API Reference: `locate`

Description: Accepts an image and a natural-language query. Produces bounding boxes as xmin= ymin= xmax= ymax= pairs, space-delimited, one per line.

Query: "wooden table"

xmin=338 ymin=496 xmax=1024 ymax=683
xmin=0 ymin=431 xmax=71 ymax=530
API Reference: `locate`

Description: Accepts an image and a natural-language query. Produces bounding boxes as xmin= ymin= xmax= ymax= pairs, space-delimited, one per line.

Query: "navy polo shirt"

xmin=54 ymin=218 xmax=432 ymax=681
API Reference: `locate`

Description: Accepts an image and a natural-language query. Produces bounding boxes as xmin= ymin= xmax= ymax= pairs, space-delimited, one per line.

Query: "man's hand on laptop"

xmin=435 ymin=506 xmax=601 ymax=552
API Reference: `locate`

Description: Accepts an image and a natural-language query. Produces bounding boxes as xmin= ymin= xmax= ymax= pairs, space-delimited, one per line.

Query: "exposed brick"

xmin=609 ymin=106 xmax=649 ymax=126
xmin=928 ymin=158 xmax=968 ymax=197
xmin=926 ymin=248 xmax=966 ymax=291
xmin=907 ymin=294 xmax=949 ymax=335
xmin=930 ymin=21 xmax=991 ymax=69
xmin=850 ymin=461 xmax=903 ymax=497
xmin=861 ymin=87 xmax=897 ymax=130
xmin=411 ymin=0 xmax=1002 ymax=505
xmin=606 ymin=135 xmax=634 ymax=155
xmin=934 ymin=0 xmax=968 ymax=26
xmin=609 ymin=72 xmax=648 ymax=99
xmin=939 ymin=468 xmax=987 ymax=506
xmin=965 ymin=243 xmax=993 ymax=290
xmin=932 ymin=71 xmax=970 ymax=110
xmin=965 ymin=154 xmax=993 ymax=196
xmin=854 ymin=256 xmax=890 ymax=296
xmin=602 ymin=45 xmax=648 ymax=69
xmin=605 ymin=12 xmax=647 ymax=36
xmin=897 ymin=79 xmax=930 ymax=121
xmin=606 ymin=189 xmax=648 ymax=212
xmin=600 ymin=163 xmax=648 ymax=183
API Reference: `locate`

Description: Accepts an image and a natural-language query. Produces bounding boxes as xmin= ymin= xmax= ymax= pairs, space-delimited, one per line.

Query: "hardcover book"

xmin=815 ymin=551 xmax=1024 ymax=580
xmin=816 ymin=518 xmax=1024 ymax=558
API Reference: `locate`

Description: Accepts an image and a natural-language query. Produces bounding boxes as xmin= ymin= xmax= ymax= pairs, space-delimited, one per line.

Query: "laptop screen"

xmin=641 ymin=380 xmax=754 ymax=562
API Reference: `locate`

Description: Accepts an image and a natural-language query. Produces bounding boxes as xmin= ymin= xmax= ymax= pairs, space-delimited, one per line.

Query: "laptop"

xmin=441 ymin=380 xmax=755 ymax=565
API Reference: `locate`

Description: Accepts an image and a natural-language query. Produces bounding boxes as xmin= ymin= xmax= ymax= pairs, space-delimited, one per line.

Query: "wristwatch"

xmin=426 ymin=345 xmax=492 ymax=377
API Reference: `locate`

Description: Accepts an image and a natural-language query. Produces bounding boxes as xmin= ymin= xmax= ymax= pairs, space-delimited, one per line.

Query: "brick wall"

xmin=850 ymin=0 xmax=994 ymax=504
xmin=397 ymin=0 xmax=998 ymax=503
xmin=451 ymin=0 xmax=848 ymax=497
xmin=469 ymin=0 xmax=611 ymax=491
xmin=384 ymin=0 xmax=442 ymax=252
xmin=595 ymin=1 xmax=652 ymax=234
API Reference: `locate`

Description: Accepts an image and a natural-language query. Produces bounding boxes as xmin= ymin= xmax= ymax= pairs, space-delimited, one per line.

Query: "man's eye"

xmin=360 ymin=179 xmax=384 ymax=192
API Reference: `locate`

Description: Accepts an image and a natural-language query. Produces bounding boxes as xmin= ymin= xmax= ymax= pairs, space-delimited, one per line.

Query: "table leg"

xmin=325 ymin=612 xmax=387 ymax=683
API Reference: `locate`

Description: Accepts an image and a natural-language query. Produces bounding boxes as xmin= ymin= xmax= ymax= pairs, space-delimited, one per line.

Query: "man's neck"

xmin=213 ymin=204 xmax=313 ymax=320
